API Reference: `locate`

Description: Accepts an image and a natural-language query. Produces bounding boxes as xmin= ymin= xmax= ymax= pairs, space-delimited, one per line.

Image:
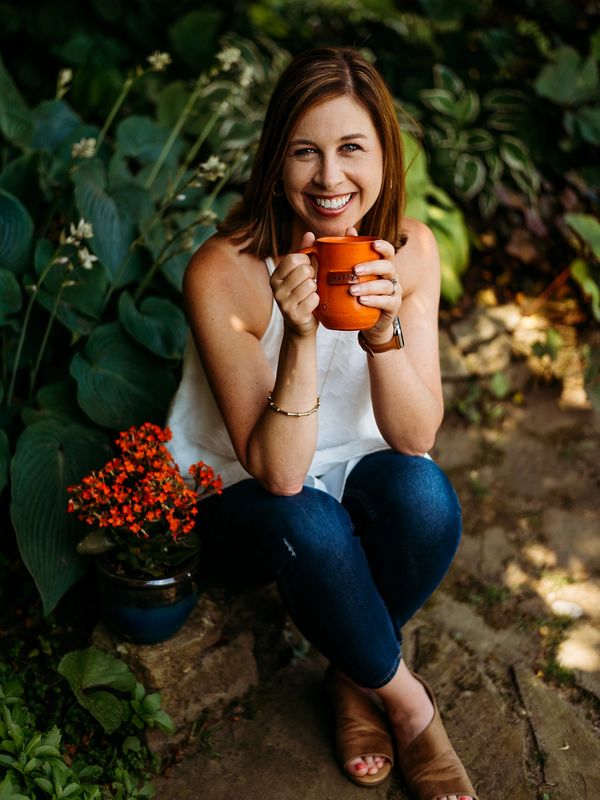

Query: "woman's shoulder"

xmin=183 ymin=233 xmax=273 ymax=334
xmin=395 ymin=217 xmax=440 ymax=294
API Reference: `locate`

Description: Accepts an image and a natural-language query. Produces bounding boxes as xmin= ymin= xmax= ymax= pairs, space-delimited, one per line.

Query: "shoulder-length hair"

xmin=217 ymin=47 xmax=407 ymax=256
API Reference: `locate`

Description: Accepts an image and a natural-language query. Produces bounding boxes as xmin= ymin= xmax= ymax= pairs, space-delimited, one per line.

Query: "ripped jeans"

xmin=198 ymin=450 xmax=462 ymax=688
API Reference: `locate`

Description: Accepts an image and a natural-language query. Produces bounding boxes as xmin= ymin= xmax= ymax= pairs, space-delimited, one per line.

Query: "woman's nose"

xmin=314 ymin=155 xmax=344 ymax=190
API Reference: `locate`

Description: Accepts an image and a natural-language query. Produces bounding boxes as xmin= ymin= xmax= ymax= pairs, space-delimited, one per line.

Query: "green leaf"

xmin=482 ymin=89 xmax=528 ymax=114
xmin=118 ymin=293 xmax=187 ymax=359
xmin=565 ymin=213 xmax=600 ymax=260
xmin=35 ymin=259 xmax=108 ymax=335
xmin=151 ymin=709 xmax=175 ymax=734
xmin=499 ymin=135 xmax=533 ymax=172
xmin=72 ymin=160 xmax=136 ymax=286
xmin=488 ymin=371 xmax=510 ymax=399
xmin=0 ymin=429 xmax=8 ymax=493
xmin=432 ymin=64 xmax=464 ymax=95
xmin=454 ymin=153 xmax=486 ymax=199
xmin=58 ymin=648 xmax=135 ymax=734
xmin=454 ymin=90 xmax=480 ymax=126
xmin=0 ymin=52 xmax=34 ymax=146
xmin=33 ymin=776 xmax=54 ymax=794
xmin=419 ymin=88 xmax=457 ymax=117
xmin=22 ymin=379 xmax=89 ymax=428
xmin=70 ymin=323 xmax=176 ymax=428
xmin=463 ymin=128 xmax=495 ymax=152
xmin=140 ymin=692 xmax=161 ymax=714
xmin=168 ymin=9 xmax=223 ymax=72
xmin=570 ymin=258 xmax=600 ymax=321
xmin=569 ymin=105 xmax=600 ymax=145
xmin=534 ymin=47 xmax=598 ymax=106
xmin=0 ymin=190 xmax=34 ymax=274
xmin=31 ymin=101 xmax=80 ymax=152
xmin=115 ymin=116 xmax=181 ymax=164
xmin=10 ymin=421 xmax=112 ymax=614
xmin=0 ymin=268 xmax=22 ymax=322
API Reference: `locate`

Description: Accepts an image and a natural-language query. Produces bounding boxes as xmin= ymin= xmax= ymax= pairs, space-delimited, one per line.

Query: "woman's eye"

xmin=294 ymin=147 xmax=316 ymax=157
xmin=342 ymin=143 xmax=361 ymax=152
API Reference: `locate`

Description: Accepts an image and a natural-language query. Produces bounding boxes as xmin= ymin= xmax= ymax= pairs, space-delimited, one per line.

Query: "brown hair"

xmin=217 ymin=47 xmax=408 ymax=256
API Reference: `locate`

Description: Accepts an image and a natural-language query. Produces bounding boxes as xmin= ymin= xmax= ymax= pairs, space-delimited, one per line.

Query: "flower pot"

xmin=97 ymin=556 xmax=200 ymax=644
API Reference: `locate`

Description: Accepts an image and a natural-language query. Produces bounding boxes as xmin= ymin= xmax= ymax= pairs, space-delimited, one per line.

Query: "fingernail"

xmin=354 ymin=265 xmax=364 ymax=274
xmin=375 ymin=239 xmax=384 ymax=248
xmin=349 ymin=286 xmax=360 ymax=294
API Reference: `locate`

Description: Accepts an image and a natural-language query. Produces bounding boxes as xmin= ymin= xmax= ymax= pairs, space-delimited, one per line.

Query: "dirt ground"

xmin=153 ymin=305 xmax=600 ymax=800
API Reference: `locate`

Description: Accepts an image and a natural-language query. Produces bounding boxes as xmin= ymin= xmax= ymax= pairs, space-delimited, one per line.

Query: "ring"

xmin=390 ymin=277 xmax=398 ymax=295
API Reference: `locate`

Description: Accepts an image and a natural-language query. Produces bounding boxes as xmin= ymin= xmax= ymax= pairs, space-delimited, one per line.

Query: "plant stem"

xmin=96 ymin=75 xmax=136 ymax=152
xmin=144 ymin=73 xmax=209 ymax=191
xmin=7 ymin=265 xmax=52 ymax=407
xmin=171 ymin=103 xmax=225 ymax=193
xmin=29 ymin=281 xmax=67 ymax=400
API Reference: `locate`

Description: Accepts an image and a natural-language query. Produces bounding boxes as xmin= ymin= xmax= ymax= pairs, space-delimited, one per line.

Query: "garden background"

xmin=0 ymin=1 xmax=599 ymax=798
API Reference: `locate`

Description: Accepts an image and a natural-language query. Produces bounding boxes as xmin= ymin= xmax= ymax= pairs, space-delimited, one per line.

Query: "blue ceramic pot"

xmin=97 ymin=556 xmax=200 ymax=644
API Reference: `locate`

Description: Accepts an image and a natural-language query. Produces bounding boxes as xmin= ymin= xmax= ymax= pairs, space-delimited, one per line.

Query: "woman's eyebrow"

xmin=289 ymin=133 xmax=368 ymax=146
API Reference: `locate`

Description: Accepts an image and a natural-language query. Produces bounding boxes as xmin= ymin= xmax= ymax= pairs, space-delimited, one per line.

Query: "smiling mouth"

xmin=308 ymin=193 xmax=354 ymax=213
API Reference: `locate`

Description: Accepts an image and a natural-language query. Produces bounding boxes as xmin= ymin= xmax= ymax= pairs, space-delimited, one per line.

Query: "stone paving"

xmin=149 ymin=303 xmax=599 ymax=800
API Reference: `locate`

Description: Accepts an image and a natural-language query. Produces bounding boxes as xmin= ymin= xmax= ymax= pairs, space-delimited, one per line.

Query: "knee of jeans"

xmin=272 ymin=487 xmax=355 ymax=567
xmin=412 ymin=459 xmax=462 ymax=545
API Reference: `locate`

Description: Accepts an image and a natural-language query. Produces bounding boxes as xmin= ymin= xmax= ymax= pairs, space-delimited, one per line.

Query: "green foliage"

xmin=1 ymin=40 xmax=278 ymax=613
xmin=419 ymin=65 xmax=539 ymax=217
xmin=0 ymin=659 xmax=167 ymax=799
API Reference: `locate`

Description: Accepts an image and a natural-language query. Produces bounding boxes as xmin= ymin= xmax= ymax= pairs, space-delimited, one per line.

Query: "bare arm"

xmin=183 ymin=235 xmax=321 ymax=495
xmin=349 ymin=220 xmax=444 ymax=454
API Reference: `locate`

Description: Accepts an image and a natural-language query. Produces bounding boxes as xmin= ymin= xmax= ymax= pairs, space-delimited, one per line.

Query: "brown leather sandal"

xmin=397 ymin=673 xmax=478 ymax=800
xmin=326 ymin=666 xmax=394 ymax=787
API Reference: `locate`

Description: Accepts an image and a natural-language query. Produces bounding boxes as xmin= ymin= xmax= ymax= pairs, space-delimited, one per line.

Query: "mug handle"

xmin=299 ymin=245 xmax=318 ymax=257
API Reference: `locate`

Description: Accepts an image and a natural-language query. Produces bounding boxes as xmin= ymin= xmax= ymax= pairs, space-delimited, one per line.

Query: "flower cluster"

xmin=67 ymin=423 xmax=222 ymax=574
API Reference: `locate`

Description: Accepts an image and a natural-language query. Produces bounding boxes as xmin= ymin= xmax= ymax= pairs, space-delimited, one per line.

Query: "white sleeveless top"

xmin=166 ymin=256 xmax=389 ymax=501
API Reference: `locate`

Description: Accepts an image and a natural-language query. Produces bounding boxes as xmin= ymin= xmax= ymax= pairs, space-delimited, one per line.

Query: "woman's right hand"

xmin=270 ymin=231 xmax=319 ymax=337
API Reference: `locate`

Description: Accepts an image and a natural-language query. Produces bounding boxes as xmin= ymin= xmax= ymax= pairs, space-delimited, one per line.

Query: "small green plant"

xmin=419 ymin=64 xmax=540 ymax=217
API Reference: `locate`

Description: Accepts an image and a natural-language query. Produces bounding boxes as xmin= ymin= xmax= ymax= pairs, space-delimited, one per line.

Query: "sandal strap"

xmin=397 ymin=673 xmax=477 ymax=800
xmin=327 ymin=668 xmax=395 ymax=768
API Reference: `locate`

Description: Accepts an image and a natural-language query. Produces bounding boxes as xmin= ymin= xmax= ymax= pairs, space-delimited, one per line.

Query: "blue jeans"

xmin=198 ymin=451 xmax=462 ymax=688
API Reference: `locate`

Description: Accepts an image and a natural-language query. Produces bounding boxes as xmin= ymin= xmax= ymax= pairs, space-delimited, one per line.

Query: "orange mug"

xmin=300 ymin=236 xmax=383 ymax=330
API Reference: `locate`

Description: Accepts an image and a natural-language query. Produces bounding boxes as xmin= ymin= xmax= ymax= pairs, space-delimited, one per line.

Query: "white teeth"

xmin=314 ymin=193 xmax=352 ymax=209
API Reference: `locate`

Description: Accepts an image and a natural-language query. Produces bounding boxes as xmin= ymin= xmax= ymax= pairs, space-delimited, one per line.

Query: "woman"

xmin=167 ymin=47 xmax=477 ymax=800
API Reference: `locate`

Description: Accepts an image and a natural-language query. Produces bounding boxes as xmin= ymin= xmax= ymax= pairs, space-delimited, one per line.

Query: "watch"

xmin=357 ymin=316 xmax=405 ymax=357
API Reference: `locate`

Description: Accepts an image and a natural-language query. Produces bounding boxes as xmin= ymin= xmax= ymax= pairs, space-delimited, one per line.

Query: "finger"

xmin=371 ymin=238 xmax=395 ymax=259
xmin=272 ymin=253 xmax=313 ymax=283
xmin=289 ymin=275 xmax=318 ymax=304
xmin=349 ymin=278 xmax=401 ymax=297
xmin=354 ymin=259 xmax=396 ymax=277
xmin=300 ymin=230 xmax=316 ymax=249
xmin=345 ymin=226 xmax=358 ymax=237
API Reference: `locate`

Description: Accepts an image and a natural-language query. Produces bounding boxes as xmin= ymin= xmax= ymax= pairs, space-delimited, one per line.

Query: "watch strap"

xmin=358 ymin=317 xmax=404 ymax=357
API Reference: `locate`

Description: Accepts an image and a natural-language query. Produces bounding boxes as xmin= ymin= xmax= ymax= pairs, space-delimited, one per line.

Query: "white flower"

xmin=147 ymin=51 xmax=172 ymax=72
xmin=71 ymin=138 xmax=96 ymax=159
xmin=52 ymin=256 xmax=70 ymax=265
xmin=198 ymin=155 xmax=227 ymax=181
xmin=239 ymin=65 xmax=255 ymax=89
xmin=175 ymin=194 xmax=187 ymax=201
xmin=197 ymin=209 xmax=218 ymax=225
xmin=56 ymin=68 xmax=73 ymax=99
xmin=77 ymin=247 xmax=98 ymax=270
xmin=66 ymin=219 xmax=94 ymax=244
xmin=216 ymin=46 xmax=241 ymax=72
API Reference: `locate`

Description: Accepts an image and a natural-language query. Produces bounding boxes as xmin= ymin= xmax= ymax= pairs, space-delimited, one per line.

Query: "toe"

xmin=347 ymin=757 xmax=368 ymax=774
xmin=364 ymin=755 xmax=378 ymax=774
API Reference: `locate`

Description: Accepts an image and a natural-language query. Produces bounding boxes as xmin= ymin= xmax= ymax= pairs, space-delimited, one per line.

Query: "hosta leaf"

xmin=118 ymin=292 xmax=187 ymax=359
xmin=433 ymin=64 xmax=464 ymax=95
xmin=0 ymin=52 xmax=34 ymax=146
xmin=419 ymin=88 xmax=457 ymax=117
xmin=0 ymin=268 xmax=22 ymax=321
xmin=0 ymin=190 xmax=34 ymax=274
xmin=454 ymin=90 xmax=480 ymax=126
xmin=31 ymin=100 xmax=80 ymax=152
xmin=115 ymin=116 xmax=182 ymax=164
xmin=454 ymin=153 xmax=486 ymax=199
xmin=483 ymin=89 xmax=528 ymax=114
xmin=565 ymin=214 xmax=600 ymax=260
xmin=0 ymin=429 xmax=8 ymax=496
xmin=10 ymin=421 xmax=112 ymax=614
xmin=464 ymin=128 xmax=495 ymax=152
xmin=72 ymin=159 xmax=136 ymax=286
xmin=70 ymin=322 xmax=176 ymax=428
xmin=499 ymin=135 xmax=533 ymax=172
xmin=570 ymin=105 xmax=600 ymax=146
xmin=571 ymin=259 xmax=600 ymax=321
xmin=534 ymin=47 xmax=598 ymax=106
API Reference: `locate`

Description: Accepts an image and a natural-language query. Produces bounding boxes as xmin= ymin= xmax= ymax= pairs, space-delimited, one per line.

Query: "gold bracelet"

xmin=267 ymin=392 xmax=320 ymax=417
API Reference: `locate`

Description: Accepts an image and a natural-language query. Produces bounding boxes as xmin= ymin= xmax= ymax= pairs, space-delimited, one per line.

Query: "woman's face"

xmin=281 ymin=95 xmax=384 ymax=244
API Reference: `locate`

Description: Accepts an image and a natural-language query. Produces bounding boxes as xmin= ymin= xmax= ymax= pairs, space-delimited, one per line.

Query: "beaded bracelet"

xmin=267 ymin=392 xmax=320 ymax=417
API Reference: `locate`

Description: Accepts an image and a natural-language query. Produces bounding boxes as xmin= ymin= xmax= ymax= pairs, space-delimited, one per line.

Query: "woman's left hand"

xmin=345 ymin=227 xmax=401 ymax=344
